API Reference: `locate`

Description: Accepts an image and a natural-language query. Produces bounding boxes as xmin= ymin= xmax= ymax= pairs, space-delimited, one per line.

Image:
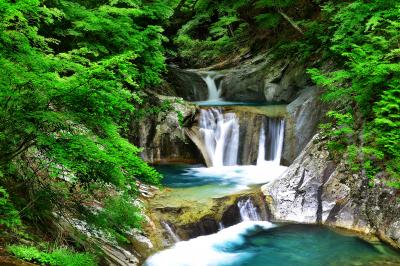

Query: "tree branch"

xmin=278 ymin=9 xmax=304 ymax=35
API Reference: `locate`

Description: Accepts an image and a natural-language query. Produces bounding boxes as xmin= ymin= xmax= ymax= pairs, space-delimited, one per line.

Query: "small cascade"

xmin=237 ymin=198 xmax=261 ymax=221
xmin=257 ymin=118 xmax=285 ymax=165
xmin=218 ymin=222 xmax=225 ymax=231
xmin=199 ymin=108 xmax=239 ymax=167
xmin=200 ymin=72 xmax=223 ymax=101
xmin=161 ymin=221 xmax=180 ymax=243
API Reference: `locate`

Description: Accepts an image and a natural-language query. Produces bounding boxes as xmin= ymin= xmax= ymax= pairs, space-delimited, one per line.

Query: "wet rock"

xmin=147 ymin=188 xmax=267 ymax=244
xmin=166 ymin=65 xmax=208 ymax=101
xmin=262 ymin=134 xmax=400 ymax=248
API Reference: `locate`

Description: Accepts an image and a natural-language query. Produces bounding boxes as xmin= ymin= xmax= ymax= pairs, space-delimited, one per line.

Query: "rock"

xmin=218 ymin=51 xmax=309 ymax=103
xmin=282 ymin=87 xmax=325 ymax=165
xmin=129 ymin=95 xmax=204 ymax=164
xmin=262 ymin=134 xmax=400 ymax=248
xmin=146 ymin=188 xmax=268 ymax=243
xmin=51 ymin=216 xmax=144 ymax=266
xmin=127 ymin=229 xmax=154 ymax=258
xmin=166 ymin=65 xmax=208 ymax=101
xmin=168 ymin=51 xmax=309 ymax=103
xmin=264 ymin=83 xmax=282 ymax=102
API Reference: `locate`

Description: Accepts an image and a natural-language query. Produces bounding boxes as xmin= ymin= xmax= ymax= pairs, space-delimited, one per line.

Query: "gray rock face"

xmin=220 ymin=52 xmax=309 ymax=103
xmin=167 ymin=66 xmax=208 ymax=101
xmin=262 ymin=134 xmax=400 ymax=248
xmin=129 ymin=95 xmax=203 ymax=164
xmin=282 ymin=87 xmax=325 ymax=165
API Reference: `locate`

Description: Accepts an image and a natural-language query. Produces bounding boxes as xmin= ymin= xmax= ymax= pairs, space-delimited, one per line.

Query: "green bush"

xmin=87 ymin=195 xmax=143 ymax=243
xmin=7 ymin=245 xmax=97 ymax=266
xmin=0 ymin=186 xmax=21 ymax=230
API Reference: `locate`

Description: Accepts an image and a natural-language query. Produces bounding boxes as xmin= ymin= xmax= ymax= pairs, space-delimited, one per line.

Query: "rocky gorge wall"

xmin=166 ymin=51 xmax=310 ymax=104
xmin=134 ymin=51 xmax=325 ymax=167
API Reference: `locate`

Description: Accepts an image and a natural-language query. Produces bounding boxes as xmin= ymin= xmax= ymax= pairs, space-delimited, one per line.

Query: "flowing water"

xmin=161 ymin=221 xmax=180 ymax=243
xmin=256 ymin=118 xmax=285 ymax=166
xmin=237 ymin=198 xmax=261 ymax=221
xmin=201 ymin=71 xmax=223 ymax=101
xmin=199 ymin=108 xmax=240 ymax=167
xmin=145 ymin=222 xmax=400 ymax=266
xmin=148 ymin=70 xmax=400 ymax=266
xmin=195 ymin=71 xmax=268 ymax=106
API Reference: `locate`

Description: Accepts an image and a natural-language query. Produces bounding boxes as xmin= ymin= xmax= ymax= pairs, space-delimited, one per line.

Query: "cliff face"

xmin=220 ymin=52 xmax=309 ymax=103
xmin=282 ymin=86 xmax=326 ymax=165
xmin=262 ymin=134 xmax=400 ymax=248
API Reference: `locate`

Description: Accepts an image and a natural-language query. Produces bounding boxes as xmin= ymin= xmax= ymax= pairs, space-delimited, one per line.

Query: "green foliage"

xmin=172 ymin=0 xmax=306 ymax=65
xmin=7 ymin=245 xmax=97 ymax=266
xmin=319 ymin=111 xmax=354 ymax=153
xmin=0 ymin=186 xmax=22 ymax=230
xmin=255 ymin=0 xmax=295 ymax=8
xmin=0 ymin=0 xmax=168 ymax=256
xmin=177 ymin=111 xmax=184 ymax=127
xmin=308 ymin=0 xmax=400 ymax=188
xmin=373 ymin=85 xmax=400 ymax=159
xmin=255 ymin=13 xmax=281 ymax=29
xmin=87 ymin=195 xmax=143 ymax=243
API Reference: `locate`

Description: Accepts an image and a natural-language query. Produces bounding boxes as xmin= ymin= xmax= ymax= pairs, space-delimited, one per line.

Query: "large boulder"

xmin=129 ymin=95 xmax=203 ymax=164
xmin=262 ymin=134 xmax=400 ymax=248
xmin=220 ymin=52 xmax=309 ymax=102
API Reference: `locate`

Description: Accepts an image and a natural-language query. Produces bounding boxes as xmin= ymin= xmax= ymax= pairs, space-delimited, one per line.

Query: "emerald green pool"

xmin=146 ymin=222 xmax=400 ymax=266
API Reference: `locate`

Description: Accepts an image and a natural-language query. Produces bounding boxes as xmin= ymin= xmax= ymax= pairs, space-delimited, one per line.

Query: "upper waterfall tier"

xmin=200 ymin=71 xmax=224 ymax=101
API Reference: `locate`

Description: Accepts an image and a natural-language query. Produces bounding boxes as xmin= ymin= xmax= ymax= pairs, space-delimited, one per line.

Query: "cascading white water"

xmin=145 ymin=221 xmax=276 ymax=266
xmin=257 ymin=119 xmax=285 ymax=166
xmin=218 ymin=222 xmax=225 ymax=231
xmin=201 ymin=72 xmax=223 ymax=101
xmin=199 ymin=108 xmax=239 ymax=167
xmin=237 ymin=198 xmax=261 ymax=221
xmin=162 ymin=221 xmax=180 ymax=243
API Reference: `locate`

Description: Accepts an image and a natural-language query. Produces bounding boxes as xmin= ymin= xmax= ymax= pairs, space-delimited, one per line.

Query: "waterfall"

xmin=201 ymin=72 xmax=223 ymax=101
xmin=257 ymin=124 xmax=266 ymax=166
xmin=257 ymin=118 xmax=285 ymax=165
xmin=162 ymin=221 xmax=180 ymax=243
xmin=218 ymin=222 xmax=224 ymax=231
xmin=199 ymin=108 xmax=239 ymax=167
xmin=238 ymin=198 xmax=261 ymax=221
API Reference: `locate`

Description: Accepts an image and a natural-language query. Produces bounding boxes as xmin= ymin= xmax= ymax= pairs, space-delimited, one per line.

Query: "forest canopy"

xmin=0 ymin=0 xmax=174 ymax=245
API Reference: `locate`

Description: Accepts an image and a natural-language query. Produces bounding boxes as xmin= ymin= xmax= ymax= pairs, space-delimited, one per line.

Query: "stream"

xmin=145 ymin=71 xmax=400 ymax=265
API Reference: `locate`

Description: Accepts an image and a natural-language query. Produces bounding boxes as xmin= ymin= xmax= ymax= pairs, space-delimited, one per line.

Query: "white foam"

xmin=184 ymin=164 xmax=287 ymax=189
xmin=145 ymin=221 xmax=276 ymax=266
